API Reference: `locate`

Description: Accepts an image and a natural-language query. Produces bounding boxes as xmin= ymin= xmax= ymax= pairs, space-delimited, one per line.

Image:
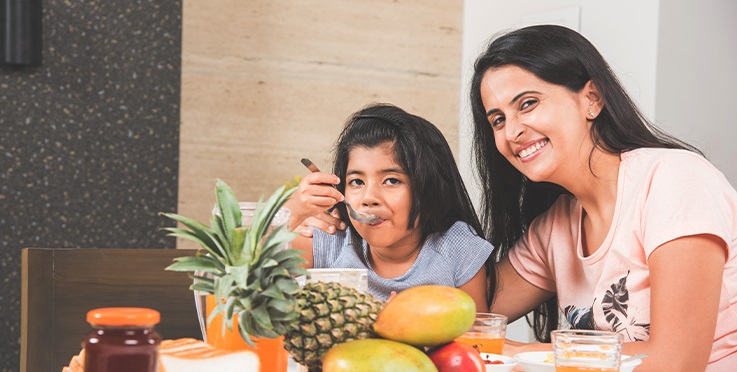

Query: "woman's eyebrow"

xmin=486 ymin=90 xmax=542 ymax=116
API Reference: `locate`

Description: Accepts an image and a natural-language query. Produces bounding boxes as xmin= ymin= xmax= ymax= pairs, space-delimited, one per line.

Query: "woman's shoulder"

xmin=622 ymin=147 xmax=711 ymax=169
xmin=622 ymin=148 xmax=728 ymax=184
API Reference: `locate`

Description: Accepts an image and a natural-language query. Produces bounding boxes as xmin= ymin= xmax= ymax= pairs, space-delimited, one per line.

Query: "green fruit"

xmin=322 ymin=339 xmax=437 ymax=372
xmin=373 ymin=285 xmax=476 ymax=347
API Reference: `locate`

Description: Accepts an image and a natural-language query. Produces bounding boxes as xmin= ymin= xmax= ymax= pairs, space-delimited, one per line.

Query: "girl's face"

xmin=479 ymin=65 xmax=597 ymax=184
xmin=344 ymin=142 xmax=422 ymax=251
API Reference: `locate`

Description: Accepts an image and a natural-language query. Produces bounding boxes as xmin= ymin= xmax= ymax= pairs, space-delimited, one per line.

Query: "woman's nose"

xmin=505 ymin=117 xmax=525 ymax=142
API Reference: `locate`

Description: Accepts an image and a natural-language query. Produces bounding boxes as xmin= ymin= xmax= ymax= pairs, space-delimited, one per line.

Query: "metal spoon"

xmin=622 ymin=354 xmax=648 ymax=364
xmin=300 ymin=158 xmax=383 ymax=225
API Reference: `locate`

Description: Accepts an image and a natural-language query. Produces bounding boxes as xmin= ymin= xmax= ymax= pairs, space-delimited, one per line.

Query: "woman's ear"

xmin=583 ymin=80 xmax=603 ymax=119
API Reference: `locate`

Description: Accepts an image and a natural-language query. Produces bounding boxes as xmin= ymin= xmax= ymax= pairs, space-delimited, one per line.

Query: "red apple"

xmin=426 ymin=341 xmax=485 ymax=372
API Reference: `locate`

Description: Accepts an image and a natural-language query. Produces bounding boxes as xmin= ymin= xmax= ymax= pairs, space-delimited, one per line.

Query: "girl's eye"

xmin=520 ymin=98 xmax=538 ymax=111
xmin=347 ymin=179 xmax=364 ymax=187
xmin=384 ymin=177 xmax=402 ymax=186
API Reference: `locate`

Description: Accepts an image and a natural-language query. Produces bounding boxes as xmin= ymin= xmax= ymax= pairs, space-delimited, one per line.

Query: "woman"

xmin=470 ymin=25 xmax=736 ymax=371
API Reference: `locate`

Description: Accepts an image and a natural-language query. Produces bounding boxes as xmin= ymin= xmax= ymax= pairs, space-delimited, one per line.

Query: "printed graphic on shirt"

xmin=564 ymin=271 xmax=651 ymax=341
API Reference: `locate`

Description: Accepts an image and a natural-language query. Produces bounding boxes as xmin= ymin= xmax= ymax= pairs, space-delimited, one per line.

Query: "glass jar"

xmin=84 ymin=307 xmax=162 ymax=372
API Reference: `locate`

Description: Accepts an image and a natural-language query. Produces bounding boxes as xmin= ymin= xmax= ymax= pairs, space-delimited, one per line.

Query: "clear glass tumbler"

xmin=552 ymin=329 xmax=623 ymax=372
xmin=455 ymin=313 xmax=508 ymax=355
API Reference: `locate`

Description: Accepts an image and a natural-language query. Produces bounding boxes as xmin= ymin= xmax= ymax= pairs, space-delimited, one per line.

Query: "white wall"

xmin=459 ymin=0 xmax=661 ymax=342
xmin=655 ymin=0 xmax=737 ymax=186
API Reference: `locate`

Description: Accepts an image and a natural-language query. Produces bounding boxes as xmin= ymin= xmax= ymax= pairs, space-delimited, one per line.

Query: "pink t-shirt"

xmin=509 ymin=148 xmax=737 ymax=369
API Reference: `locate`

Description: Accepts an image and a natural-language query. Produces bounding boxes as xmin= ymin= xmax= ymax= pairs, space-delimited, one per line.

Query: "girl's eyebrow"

xmin=346 ymin=167 xmax=406 ymax=176
xmin=486 ymin=90 xmax=542 ymax=117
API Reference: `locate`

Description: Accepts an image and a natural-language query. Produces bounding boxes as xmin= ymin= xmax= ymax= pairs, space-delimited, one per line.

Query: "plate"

xmin=480 ymin=353 xmax=518 ymax=372
xmin=513 ymin=351 xmax=642 ymax=372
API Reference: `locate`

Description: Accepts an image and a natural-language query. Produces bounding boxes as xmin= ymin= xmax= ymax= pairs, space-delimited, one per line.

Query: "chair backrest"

xmin=21 ymin=248 xmax=201 ymax=372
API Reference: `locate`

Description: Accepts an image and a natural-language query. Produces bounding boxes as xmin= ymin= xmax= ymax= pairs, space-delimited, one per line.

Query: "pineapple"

xmin=161 ymin=179 xmax=382 ymax=370
xmin=285 ymin=281 xmax=383 ymax=370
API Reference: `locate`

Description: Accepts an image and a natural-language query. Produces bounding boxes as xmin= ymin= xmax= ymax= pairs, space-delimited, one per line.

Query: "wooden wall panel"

xmin=179 ymin=0 xmax=463 ymax=247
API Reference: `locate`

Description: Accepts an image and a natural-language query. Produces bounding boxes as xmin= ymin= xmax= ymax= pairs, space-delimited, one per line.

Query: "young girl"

xmin=470 ymin=25 xmax=737 ymax=370
xmin=285 ymin=103 xmax=493 ymax=311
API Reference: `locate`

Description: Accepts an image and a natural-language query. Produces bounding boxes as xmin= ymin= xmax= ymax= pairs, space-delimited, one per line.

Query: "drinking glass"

xmin=552 ymin=329 xmax=623 ymax=372
xmin=455 ymin=313 xmax=508 ymax=354
xmin=299 ymin=268 xmax=369 ymax=292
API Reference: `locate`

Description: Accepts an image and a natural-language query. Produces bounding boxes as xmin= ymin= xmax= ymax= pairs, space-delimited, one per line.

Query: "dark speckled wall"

xmin=0 ymin=1 xmax=181 ymax=370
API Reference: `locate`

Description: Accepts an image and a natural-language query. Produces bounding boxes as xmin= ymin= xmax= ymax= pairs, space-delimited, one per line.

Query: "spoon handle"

xmin=300 ymin=158 xmax=320 ymax=173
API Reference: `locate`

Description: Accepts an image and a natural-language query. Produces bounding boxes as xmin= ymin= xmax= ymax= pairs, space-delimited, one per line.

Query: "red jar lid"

xmin=87 ymin=307 xmax=160 ymax=326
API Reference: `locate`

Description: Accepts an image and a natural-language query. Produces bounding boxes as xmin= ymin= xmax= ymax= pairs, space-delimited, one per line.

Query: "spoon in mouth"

xmin=300 ymin=158 xmax=383 ymax=225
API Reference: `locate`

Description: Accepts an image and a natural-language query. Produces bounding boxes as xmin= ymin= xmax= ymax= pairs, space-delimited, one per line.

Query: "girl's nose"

xmin=360 ymin=183 xmax=381 ymax=207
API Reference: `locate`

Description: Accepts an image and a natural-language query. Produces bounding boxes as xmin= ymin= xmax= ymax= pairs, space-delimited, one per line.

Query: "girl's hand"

xmin=285 ymin=172 xmax=344 ymax=231
xmin=294 ymin=209 xmax=347 ymax=237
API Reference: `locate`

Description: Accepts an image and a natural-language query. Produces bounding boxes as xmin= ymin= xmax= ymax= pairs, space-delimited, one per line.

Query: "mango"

xmin=322 ymin=339 xmax=437 ymax=372
xmin=373 ymin=285 xmax=475 ymax=347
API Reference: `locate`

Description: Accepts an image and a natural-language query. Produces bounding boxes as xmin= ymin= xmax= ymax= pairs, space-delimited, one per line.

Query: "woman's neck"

xmin=564 ymin=150 xmax=621 ymax=255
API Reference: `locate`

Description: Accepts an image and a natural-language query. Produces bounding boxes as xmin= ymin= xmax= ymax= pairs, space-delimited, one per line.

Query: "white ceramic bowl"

xmin=513 ymin=351 xmax=642 ymax=372
xmin=480 ymin=353 xmax=518 ymax=372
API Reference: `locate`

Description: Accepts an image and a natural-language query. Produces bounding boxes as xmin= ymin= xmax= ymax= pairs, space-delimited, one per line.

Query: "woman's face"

xmin=479 ymin=65 xmax=596 ymax=184
xmin=344 ymin=142 xmax=421 ymax=251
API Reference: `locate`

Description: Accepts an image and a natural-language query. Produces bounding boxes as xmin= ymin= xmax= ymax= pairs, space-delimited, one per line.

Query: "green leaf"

xmin=274 ymin=277 xmax=300 ymax=294
xmin=260 ymin=284 xmax=286 ymax=300
xmin=160 ymin=213 xmax=228 ymax=260
xmin=236 ymin=312 xmax=256 ymax=348
xmin=164 ymin=256 xmax=220 ymax=273
xmin=215 ymin=179 xmax=242 ymax=242
xmin=267 ymin=298 xmax=296 ymax=314
xmin=229 ymin=227 xmax=248 ymax=264
xmin=251 ymin=303 xmax=274 ymax=330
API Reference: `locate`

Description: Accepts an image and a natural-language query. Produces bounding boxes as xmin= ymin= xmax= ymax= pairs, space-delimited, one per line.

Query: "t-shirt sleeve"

xmin=438 ymin=222 xmax=495 ymax=287
xmin=639 ymin=153 xmax=734 ymax=258
xmin=311 ymin=229 xmax=348 ymax=268
xmin=508 ymin=196 xmax=576 ymax=292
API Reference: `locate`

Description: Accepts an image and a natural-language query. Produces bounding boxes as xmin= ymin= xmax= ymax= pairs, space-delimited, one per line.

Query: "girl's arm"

xmin=622 ymin=233 xmax=725 ymax=371
xmin=291 ymin=234 xmax=315 ymax=269
xmin=459 ymin=265 xmax=490 ymax=312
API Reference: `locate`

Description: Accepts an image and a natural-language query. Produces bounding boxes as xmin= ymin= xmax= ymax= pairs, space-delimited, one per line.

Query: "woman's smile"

xmin=516 ymin=138 xmax=549 ymax=161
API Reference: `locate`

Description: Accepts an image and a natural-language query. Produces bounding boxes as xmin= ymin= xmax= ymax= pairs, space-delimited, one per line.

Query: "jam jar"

xmin=84 ymin=307 xmax=162 ymax=372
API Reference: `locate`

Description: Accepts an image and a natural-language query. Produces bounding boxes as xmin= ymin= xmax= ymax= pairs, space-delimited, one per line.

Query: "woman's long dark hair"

xmin=333 ymin=103 xmax=495 ymax=305
xmin=469 ymin=25 xmax=700 ymax=342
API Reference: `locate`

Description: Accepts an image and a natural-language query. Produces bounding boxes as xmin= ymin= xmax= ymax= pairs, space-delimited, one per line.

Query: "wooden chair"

xmin=20 ymin=248 xmax=202 ymax=372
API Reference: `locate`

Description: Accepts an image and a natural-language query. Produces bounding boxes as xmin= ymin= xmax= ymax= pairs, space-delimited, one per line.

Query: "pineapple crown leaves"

xmin=161 ymin=179 xmax=308 ymax=348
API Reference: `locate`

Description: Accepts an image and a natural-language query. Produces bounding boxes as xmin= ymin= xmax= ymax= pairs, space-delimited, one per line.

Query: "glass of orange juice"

xmin=552 ymin=330 xmax=623 ymax=372
xmin=456 ymin=313 xmax=507 ymax=354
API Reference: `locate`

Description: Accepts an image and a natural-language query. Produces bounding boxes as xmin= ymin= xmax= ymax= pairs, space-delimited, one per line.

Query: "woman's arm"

xmin=459 ymin=265 xmax=490 ymax=312
xmin=621 ymin=233 xmax=725 ymax=372
xmin=490 ymin=256 xmax=555 ymax=322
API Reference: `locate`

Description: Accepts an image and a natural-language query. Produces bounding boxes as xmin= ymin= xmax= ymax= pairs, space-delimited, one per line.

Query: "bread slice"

xmin=159 ymin=338 xmax=259 ymax=372
xmin=62 ymin=338 xmax=260 ymax=372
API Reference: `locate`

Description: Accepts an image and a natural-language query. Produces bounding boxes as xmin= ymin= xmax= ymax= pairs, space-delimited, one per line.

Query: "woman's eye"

xmin=491 ymin=115 xmax=505 ymax=129
xmin=520 ymin=98 xmax=538 ymax=111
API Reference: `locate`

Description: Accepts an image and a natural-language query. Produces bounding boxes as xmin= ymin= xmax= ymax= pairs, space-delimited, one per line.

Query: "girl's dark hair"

xmin=333 ymin=103 xmax=495 ymax=304
xmin=469 ymin=25 xmax=700 ymax=342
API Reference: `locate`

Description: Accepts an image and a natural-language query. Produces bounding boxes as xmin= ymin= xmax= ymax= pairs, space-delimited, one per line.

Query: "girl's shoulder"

xmin=425 ymin=221 xmax=494 ymax=255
